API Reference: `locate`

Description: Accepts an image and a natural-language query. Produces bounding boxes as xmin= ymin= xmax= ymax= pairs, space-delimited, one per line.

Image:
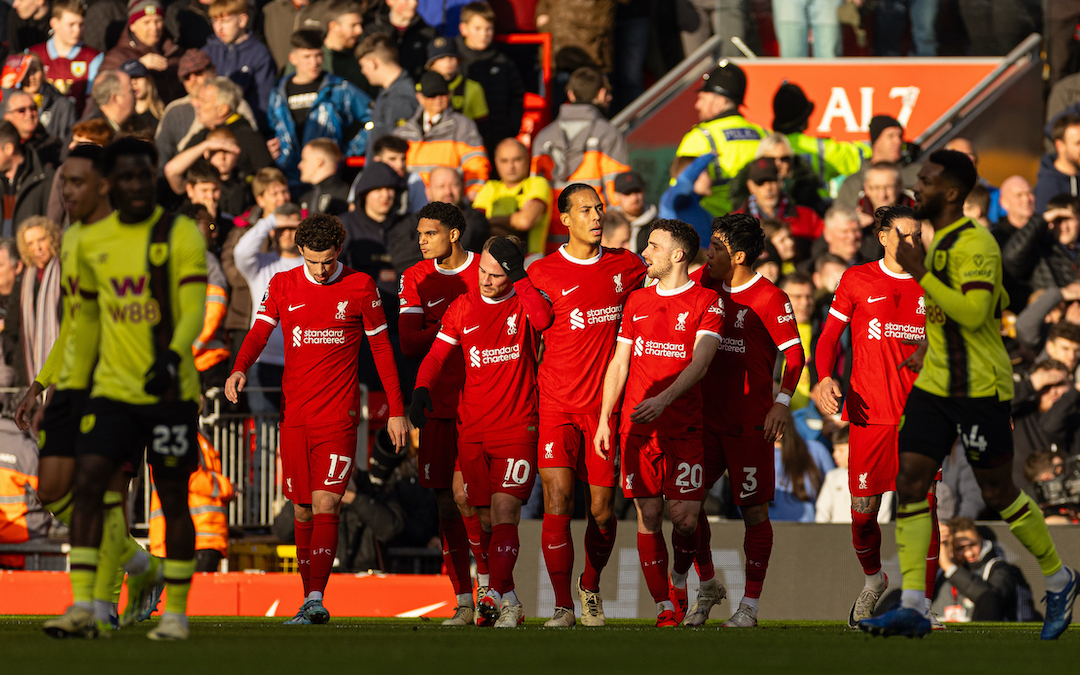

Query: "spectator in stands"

xmin=772 ymin=0 xmax=841 ymax=58
xmin=356 ymin=35 xmax=419 ymax=162
xmin=86 ymin=69 xmax=136 ymax=133
xmin=1035 ymin=322 xmax=1080 ymax=375
xmin=1010 ymin=359 xmax=1079 ymax=495
xmin=2 ymin=90 xmax=62 ymax=169
xmin=810 ymin=253 xmax=848 ymax=317
xmin=806 ymin=206 xmax=865 ymax=270
xmin=83 ymin=0 xmax=129 ymax=54
xmin=677 ymin=0 xmax=752 ymax=59
xmin=165 ymin=0 xmax=214 ymax=51
xmin=532 ymin=66 xmax=628 ymax=252
xmin=946 ymin=137 xmax=1000 ymax=220
xmin=535 ymin=0 xmax=615 ymax=73
xmin=186 ymin=202 xmax=232 ymax=389
xmin=472 ymin=138 xmax=551 ymax=255
xmin=102 ymin=0 xmax=185 ymax=104
xmin=15 ymin=56 xmax=77 ymax=146
xmin=1014 ymin=284 xmax=1080 ymax=358
xmin=424 ymin=36 xmax=488 ymax=122
xmin=964 ymin=184 xmax=993 ymax=228
xmin=995 ymin=176 xmax=1037 ymax=248
xmin=455 ymin=2 xmax=525 ymax=156
xmin=202 ymin=0 xmax=276 ymax=128
xmin=164 ymin=125 xmax=244 ymax=210
xmin=297 ymin=138 xmax=350 ymax=215
xmin=815 ymin=428 xmax=893 ymax=524
xmin=348 ymin=135 xmax=427 ymax=215
xmin=600 ymin=214 xmax=632 ymax=250
xmin=780 ymin=270 xmax=815 ymax=408
xmin=268 ymin=28 xmax=372 ymax=185
xmin=0 ymin=122 xmax=53 ymax=239
xmin=835 ymin=115 xmax=917 ymax=211
xmin=730 ymin=132 xmax=826 ymax=216
xmin=0 ymin=238 xmax=26 ymax=386
xmin=121 ymin=59 xmax=166 ymax=130
xmin=14 ymin=216 xmax=60 ymax=387
xmin=874 ymin=0 xmax=937 ymax=57
xmin=189 ymin=76 xmax=272 ymax=178
xmin=934 ymin=517 xmax=1035 ymax=622
xmin=658 ymin=154 xmax=713 ymax=252
xmin=180 ymin=159 xmax=224 ymax=222
xmin=1035 ymin=115 xmax=1080 ymax=212
xmin=45 ymin=119 xmax=115 ymax=225
xmin=426 ymin=166 xmax=488 ymax=252
xmin=8 ymin=0 xmax=52 ymax=56
xmin=1003 ymin=195 xmax=1080 ymax=291
xmin=854 ymin=163 xmax=913 ymax=259
xmin=310 ymin=0 xmax=370 ymax=93
xmin=771 ymin=405 xmax=833 ymax=522
xmin=605 ymin=171 xmax=657 ymax=254
xmin=735 ymin=158 xmax=824 ymax=248
xmin=366 ymin=0 xmax=438 ymax=79
xmin=762 ymin=220 xmax=801 ymax=277
xmin=394 ymin=70 xmax=489 ymax=200
xmin=26 ymin=1 xmax=104 ymax=119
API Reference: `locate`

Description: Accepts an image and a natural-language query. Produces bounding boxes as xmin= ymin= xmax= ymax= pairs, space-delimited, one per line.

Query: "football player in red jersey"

xmin=815 ymin=204 xmax=938 ymax=627
xmin=398 ymin=201 xmax=484 ymax=625
xmin=688 ymin=213 xmax=805 ymax=627
xmin=226 ymin=214 xmax=408 ymax=626
xmin=594 ymin=220 xmax=724 ymax=628
xmin=528 ymin=184 xmax=647 ymax=627
xmin=411 ymin=236 xmax=553 ymax=628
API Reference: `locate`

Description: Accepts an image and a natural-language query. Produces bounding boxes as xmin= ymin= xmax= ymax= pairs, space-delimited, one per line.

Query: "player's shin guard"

xmin=489 ymin=523 xmax=520 ymax=594
xmin=294 ymin=518 xmax=313 ymax=596
xmin=462 ymin=513 xmax=490 ymax=581
xmin=671 ymin=527 xmax=699 ymax=578
xmin=45 ymin=491 xmax=74 ymax=526
xmin=743 ymin=519 xmax=773 ymax=600
xmin=541 ymin=514 xmax=574 ymax=608
xmin=581 ymin=518 xmax=616 ymax=591
xmin=308 ymin=513 xmax=339 ymax=596
xmin=1001 ymin=492 xmax=1063 ymax=577
xmin=925 ymin=491 xmax=940 ymax=600
xmin=850 ymin=510 xmax=882 ymax=575
xmin=693 ymin=510 xmax=715 ymax=582
xmin=895 ymin=499 xmax=932 ymax=601
xmin=440 ymin=516 xmax=473 ymax=596
xmin=69 ymin=546 xmax=98 ymax=608
xmin=637 ymin=532 xmax=670 ymax=604
xmin=162 ymin=558 xmax=196 ymax=615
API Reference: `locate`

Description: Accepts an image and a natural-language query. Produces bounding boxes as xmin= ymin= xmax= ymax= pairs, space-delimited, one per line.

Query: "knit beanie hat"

xmin=868 ymin=115 xmax=902 ymax=145
xmin=128 ymin=0 xmax=162 ymax=26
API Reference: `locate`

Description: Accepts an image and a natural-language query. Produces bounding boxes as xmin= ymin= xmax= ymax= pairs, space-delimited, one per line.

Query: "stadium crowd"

xmin=0 ymin=0 xmax=1079 ymax=638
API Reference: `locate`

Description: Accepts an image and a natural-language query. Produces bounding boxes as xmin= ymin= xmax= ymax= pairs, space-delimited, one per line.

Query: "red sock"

xmin=440 ymin=516 xmax=472 ymax=596
xmin=671 ymin=527 xmax=699 ymax=576
xmin=488 ymin=523 xmax=519 ymax=595
xmin=637 ymin=532 xmax=670 ymax=604
xmin=462 ymin=513 xmax=490 ymax=578
xmin=851 ymin=510 xmax=883 ymax=575
xmin=294 ymin=518 xmax=313 ymax=597
xmin=308 ymin=513 xmax=339 ymax=595
xmin=581 ymin=518 xmax=616 ymax=591
xmin=925 ymin=491 xmax=940 ymax=600
xmin=693 ymin=509 xmax=715 ymax=582
xmin=743 ymin=519 xmax=773 ymax=600
xmin=542 ymin=514 xmax=574 ymax=608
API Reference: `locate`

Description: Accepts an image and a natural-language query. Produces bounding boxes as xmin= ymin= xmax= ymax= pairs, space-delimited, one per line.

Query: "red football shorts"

xmin=702 ymin=429 xmax=774 ymax=506
xmin=847 ymin=422 xmax=899 ymax=497
xmin=538 ymin=410 xmax=617 ymax=487
xmin=280 ymin=420 xmax=359 ymax=504
xmin=417 ymin=417 xmax=459 ymax=489
xmin=620 ymin=434 xmax=705 ymax=501
xmin=458 ymin=439 xmax=537 ymax=507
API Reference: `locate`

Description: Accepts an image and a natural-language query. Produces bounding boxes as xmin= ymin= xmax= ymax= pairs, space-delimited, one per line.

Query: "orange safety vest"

xmin=149 ymin=433 xmax=234 ymax=556
xmin=0 ymin=467 xmax=37 ymax=545
xmin=192 ymin=258 xmax=230 ymax=372
xmin=394 ymin=109 xmax=491 ymax=200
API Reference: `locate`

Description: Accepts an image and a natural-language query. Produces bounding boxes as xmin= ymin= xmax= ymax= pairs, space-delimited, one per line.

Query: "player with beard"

xmin=527 ymin=184 xmax=646 ymax=627
xmin=860 ymin=150 xmax=1077 ymax=639
xmin=594 ymin=220 xmax=723 ymax=627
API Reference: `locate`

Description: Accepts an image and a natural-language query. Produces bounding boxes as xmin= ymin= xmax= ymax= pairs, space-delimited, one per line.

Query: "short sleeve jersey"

xmin=616 ymin=280 xmax=723 ymax=438
xmin=827 ymin=259 xmax=925 ymax=425
xmin=436 ymin=288 xmax=541 ymax=443
xmin=78 ymin=207 xmax=207 ymax=405
xmin=694 ymin=270 xmax=800 ymax=435
xmin=471 ymin=176 xmax=553 ymax=254
xmin=256 ymin=264 xmax=391 ymax=427
xmin=398 ymin=252 xmax=480 ymax=418
xmin=528 ymin=245 xmax=646 ymax=415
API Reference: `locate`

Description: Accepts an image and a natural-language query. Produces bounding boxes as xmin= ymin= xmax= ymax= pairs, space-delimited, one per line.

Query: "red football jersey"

xmin=247 ymin=264 xmax=402 ymax=426
xmin=528 ymin=245 xmax=646 ymax=414
xmin=28 ymin=41 xmax=101 ymax=116
xmin=434 ymin=288 xmax=542 ymax=442
xmin=824 ymin=259 xmax=925 ymax=424
xmin=694 ymin=270 xmax=801 ymax=434
xmin=399 ymin=252 xmax=479 ymax=418
xmin=616 ymin=280 xmax=724 ymax=439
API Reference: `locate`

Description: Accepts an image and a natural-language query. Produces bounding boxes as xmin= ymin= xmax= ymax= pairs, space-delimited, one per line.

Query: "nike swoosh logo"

xmin=739 ymin=491 xmax=756 ymax=499
xmin=632 ymin=315 xmax=648 ymax=321
xmin=546 ymin=543 xmax=568 ymax=550
xmin=427 ymin=298 xmax=445 ymax=307
xmin=288 ymin=304 xmax=305 ymax=311
xmin=679 ymin=487 xmax=696 ymax=494
xmin=561 ymin=286 xmax=579 ymax=296
xmin=501 ymin=482 xmax=520 ymax=489
xmin=324 ymin=479 xmax=346 ymax=486
xmin=463 ymin=326 xmax=479 ymax=334
xmin=867 ymin=296 xmax=887 ymax=304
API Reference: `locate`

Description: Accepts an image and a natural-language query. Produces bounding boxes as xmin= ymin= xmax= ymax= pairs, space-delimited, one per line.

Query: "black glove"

xmin=487 ymin=238 xmax=527 ymax=283
xmin=144 ymin=350 xmax=181 ymax=396
xmin=410 ymin=387 xmax=433 ymax=428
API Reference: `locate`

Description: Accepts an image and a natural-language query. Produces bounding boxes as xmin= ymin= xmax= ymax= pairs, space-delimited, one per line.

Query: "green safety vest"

xmin=676 ymin=112 xmax=766 ymax=216
xmin=785 ymin=132 xmax=870 ymax=186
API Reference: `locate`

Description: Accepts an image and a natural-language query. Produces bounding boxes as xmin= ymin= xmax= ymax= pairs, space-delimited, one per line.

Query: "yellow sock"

xmin=94 ymin=492 xmax=127 ymax=603
xmin=896 ymin=499 xmax=932 ymax=593
xmin=1001 ymin=491 xmax=1062 ymax=577
xmin=70 ymin=546 xmax=98 ymax=606
xmin=44 ymin=492 xmax=74 ymax=526
xmin=163 ymin=559 xmax=197 ymax=615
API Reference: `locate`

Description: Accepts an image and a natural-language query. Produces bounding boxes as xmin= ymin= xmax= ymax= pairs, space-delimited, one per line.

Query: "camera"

xmin=367 ymin=429 xmax=405 ymax=485
xmin=1033 ymin=456 xmax=1080 ymax=508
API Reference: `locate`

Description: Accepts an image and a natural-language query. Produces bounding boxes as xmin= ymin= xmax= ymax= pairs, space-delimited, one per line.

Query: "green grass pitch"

xmin=1 ymin=618 xmax=1074 ymax=674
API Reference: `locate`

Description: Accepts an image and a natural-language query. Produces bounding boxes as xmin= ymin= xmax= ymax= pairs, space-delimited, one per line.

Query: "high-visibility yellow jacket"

xmin=676 ymin=110 xmax=766 ymax=216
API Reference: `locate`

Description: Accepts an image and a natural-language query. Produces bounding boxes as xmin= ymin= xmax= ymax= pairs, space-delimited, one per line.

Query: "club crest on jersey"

xmin=675 ymin=311 xmax=689 ymax=331
xmin=625 ymin=473 xmax=634 ymax=490
xmin=149 ymin=243 xmax=169 ymax=267
xmin=71 ymin=61 xmax=87 ymax=78
xmin=934 ymin=250 xmax=947 ymax=271
xmin=613 ymin=273 xmax=623 ymax=293
xmin=734 ymin=308 xmax=748 ymax=329
xmin=336 ymin=300 xmax=348 ymax=321
xmin=506 ymin=313 xmax=518 ymax=335
xmin=859 ymin=472 xmax=868 ymax=491
xmin=544 ymin=442 xmax=554 ymax=459
xmin=917 ymin=296 xmax=926 ymax=315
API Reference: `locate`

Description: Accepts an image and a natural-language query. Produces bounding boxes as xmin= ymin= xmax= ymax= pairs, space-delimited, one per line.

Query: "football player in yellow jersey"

xmin=860 ymin=150 xmax=1077 ymax=640
xmin=65 ymin=138 xmax=208 ymax=641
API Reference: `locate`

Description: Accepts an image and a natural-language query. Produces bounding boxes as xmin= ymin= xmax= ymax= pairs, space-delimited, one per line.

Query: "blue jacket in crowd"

xmin=659 ymin=153 xmax=715 ymax=248
xmin=203 ymin=33 xmax=277 ymax=128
